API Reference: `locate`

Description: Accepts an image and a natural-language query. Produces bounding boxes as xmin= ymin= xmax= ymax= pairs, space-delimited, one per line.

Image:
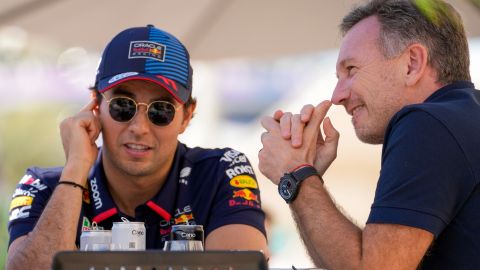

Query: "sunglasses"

xmin=101 ymin=93 xmax=181 ymax=126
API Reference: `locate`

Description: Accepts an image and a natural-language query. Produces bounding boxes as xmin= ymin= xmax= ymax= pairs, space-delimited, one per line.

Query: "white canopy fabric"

xmin=1 ymin=0 xmax=479 ymax=60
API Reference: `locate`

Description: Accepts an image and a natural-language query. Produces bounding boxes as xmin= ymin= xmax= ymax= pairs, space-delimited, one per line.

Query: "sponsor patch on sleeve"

xmin=11 ymin=187 xmax=38 ymax=198
xmin=220 ymin=149 xmax=242 ymax=163
xmin=220 ymin=150 xmax=250 ymax=166
xmin=18 ymin=174 xmax=48 ymax=191
xmin=230 ymin=175 xmax=258 ymax=189
xmin=232 ymin=188 xmax=259 ymax=203
xmin=9 ymin=196 xmax=34 ymax=211
xmin=9 ymin=205 xmax=32 ymax=221
xmin=225 ymin=165 xmax=255 ymax=179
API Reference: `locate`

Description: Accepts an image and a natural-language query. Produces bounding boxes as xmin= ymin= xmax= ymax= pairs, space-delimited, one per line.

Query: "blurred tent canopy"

xmin=0 ymin=0 xmax=479 ymax=61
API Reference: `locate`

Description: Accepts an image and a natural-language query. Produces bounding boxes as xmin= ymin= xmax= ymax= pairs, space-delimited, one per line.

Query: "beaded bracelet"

xmin=57 ymin=181 xmax=87 ymax=190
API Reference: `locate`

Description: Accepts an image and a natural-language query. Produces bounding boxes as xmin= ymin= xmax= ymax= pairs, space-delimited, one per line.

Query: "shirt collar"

xmin=425 ymin=81 xmax=475 ymax=102
xmin=145 ymin=143 xmax=187 ymax=221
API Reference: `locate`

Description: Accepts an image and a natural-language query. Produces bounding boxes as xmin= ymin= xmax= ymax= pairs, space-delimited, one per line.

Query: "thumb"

xmin=304 ymin=100 xmax=332 ymax=138
xmin=323 ymin=117 xmax=339 ymax=144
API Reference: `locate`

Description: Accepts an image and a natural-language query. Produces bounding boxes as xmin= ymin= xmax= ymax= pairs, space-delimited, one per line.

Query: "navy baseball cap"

xmin=95 ymin=24 xmax=193 ymax=104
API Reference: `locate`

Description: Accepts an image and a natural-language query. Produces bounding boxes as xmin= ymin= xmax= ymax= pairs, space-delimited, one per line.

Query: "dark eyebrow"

xmin=160 ymin=95 xmax=175 ymax=104
xmin=111 ymin=88 xmax=135 ymax=98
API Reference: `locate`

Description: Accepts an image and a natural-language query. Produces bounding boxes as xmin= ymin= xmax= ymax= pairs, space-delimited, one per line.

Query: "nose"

xmin=331 ymin=79 xmax=350 ymax=105
xmin=128 ymin=104 xmax=150 ymax=135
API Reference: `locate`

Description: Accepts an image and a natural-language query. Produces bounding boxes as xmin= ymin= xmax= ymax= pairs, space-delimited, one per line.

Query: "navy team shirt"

xmin=8 ymin=143 xmax=266 ymax=249
xmin=368 ymin=81 xmax=480 ymax=269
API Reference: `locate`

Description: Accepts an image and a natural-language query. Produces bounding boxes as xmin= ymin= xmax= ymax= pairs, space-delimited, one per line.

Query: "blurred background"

xmin=1 ymin=0 xmax=479 ymax=268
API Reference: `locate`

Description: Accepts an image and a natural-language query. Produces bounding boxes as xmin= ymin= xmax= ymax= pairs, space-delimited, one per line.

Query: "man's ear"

xmin=179 ymin=102 xmax=196 ymax=134
xmin=404 ymin=43 xmax=429 ymax=87
xmin=91 ymin=91 xmax=102 ymax=115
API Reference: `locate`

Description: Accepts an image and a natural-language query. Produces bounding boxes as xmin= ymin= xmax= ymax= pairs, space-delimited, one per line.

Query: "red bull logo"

xmin=232 ymin=189 xmax=259 ymax=203
xmin=150 ymin=48 xmax=160 ymax=55
xmin=175 ymin=213 xmax=194 ymax=224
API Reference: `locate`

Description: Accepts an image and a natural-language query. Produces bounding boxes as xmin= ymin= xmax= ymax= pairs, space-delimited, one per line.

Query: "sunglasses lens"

xmin=109 ymin=98 xmax=136 ymax=122
xmin=148 ymin=101 xmax=176 ymax=126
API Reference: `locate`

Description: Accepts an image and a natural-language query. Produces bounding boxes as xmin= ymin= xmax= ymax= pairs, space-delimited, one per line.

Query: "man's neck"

xmin=407 ymin=69 xmax=445 ymax=104
xmin=102 ymin=155 xmax=175 ymax=217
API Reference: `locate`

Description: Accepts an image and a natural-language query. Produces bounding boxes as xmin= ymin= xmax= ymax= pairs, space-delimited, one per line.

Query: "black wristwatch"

xmin=278 ymin=165 xmax=319 ymax=203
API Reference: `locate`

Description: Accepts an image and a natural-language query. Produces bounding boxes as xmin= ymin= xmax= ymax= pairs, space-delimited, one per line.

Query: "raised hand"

xmin=59 ymin=98 xmax=102 ymax=184
xmin=274 ymin=104 xmax=315 ymax=147
xmin=259 ymin=101 xmax=338 ymax=183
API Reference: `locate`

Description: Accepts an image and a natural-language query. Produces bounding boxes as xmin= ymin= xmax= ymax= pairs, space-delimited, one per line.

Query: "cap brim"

xmin=98 ymin=73 xmax=190 ymax=104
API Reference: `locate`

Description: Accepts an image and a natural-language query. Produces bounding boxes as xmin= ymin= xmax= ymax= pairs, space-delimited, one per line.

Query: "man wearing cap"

xmin=6 ymin=25 xmax=267 ymax=269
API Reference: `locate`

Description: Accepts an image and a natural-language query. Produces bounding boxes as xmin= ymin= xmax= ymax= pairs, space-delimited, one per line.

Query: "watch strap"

xmin=291 ymin=165 xmax=320 ymax=184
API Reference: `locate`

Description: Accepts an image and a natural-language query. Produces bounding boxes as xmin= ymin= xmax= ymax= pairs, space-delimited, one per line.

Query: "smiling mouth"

xmin=352 ymin=105 xmax=364 ymax=115
xmin=347 ymin=105 xmax=364 ymax=116
xmin=125 ymin=143 xmax=152 ymax=151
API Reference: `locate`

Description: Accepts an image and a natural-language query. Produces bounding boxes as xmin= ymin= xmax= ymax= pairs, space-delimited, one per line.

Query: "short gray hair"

xmin=341 ymin=0 xmax=470 ymax=84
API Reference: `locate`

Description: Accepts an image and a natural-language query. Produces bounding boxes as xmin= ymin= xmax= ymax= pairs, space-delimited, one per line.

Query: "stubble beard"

xmin=353 ymin=110 xmax=390 ymax=145
xmin=355 ymin=127 xmax=385 ymax=145
xmin=103 ymin=147 xmax=157 ymax=178
xmin=115 ymin=159 xmax=154 ymax=177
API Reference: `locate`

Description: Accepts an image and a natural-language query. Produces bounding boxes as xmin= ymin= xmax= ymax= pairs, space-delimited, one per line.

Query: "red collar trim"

xmin=146 ymin=201 xmax=171 ymax=221
xmin=92 ymin=208 xmax=117 ymax=223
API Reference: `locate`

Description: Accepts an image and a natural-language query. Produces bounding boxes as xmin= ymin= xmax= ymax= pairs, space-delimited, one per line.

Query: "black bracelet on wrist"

xmin=57 ymin=181 xmax=87 ymax=190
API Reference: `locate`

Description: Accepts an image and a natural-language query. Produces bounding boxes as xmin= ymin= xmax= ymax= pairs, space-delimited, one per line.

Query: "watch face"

xmin=279 ymin=176 xmax=297 ymax=201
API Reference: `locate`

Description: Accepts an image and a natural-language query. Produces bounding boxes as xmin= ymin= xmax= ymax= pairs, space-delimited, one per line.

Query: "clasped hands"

xmin=258 ymin=100 xmax=339 ymax=184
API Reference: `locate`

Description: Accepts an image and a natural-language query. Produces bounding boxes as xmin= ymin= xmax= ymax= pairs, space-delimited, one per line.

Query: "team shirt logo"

xmin=82 ymin=217 xmax=91 ymax=231
xmin=179 ymin=167 xmax=191 ymax=185
xmin=12 ymin=187 xmax=38 ymax=198
xmin=225 ymin=165 xmax=255 ymax=179
xmin=221 ymin=149 xmax=261 ymax=209
xmin=232 ymin=189 xmax=259 ymax=203
xmin=230 ymin=175 xmax=258 ymax=189
xmin=175 ymin=214 xmax=194 ymax=224
xmin=174 ymin=205 xmax=195 ymax=225
xmin=90 ymin=178 xmax=103 ymax=210
xmin=9 ymin=196 xmax=33 ymax=211
xmin=9 ymin=174 xmax=47 ymax=222
xmin=19 ymin=174 xmax=47 ymax=191
xmin=9 ymin=205 xmax=31 ymax=221
xmin=222 ymin=153 xmax=248 ymax=167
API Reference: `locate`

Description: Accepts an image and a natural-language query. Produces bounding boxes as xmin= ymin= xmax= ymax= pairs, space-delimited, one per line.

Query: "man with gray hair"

xmin=259 ymin=0 xmax=479 ymax=269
